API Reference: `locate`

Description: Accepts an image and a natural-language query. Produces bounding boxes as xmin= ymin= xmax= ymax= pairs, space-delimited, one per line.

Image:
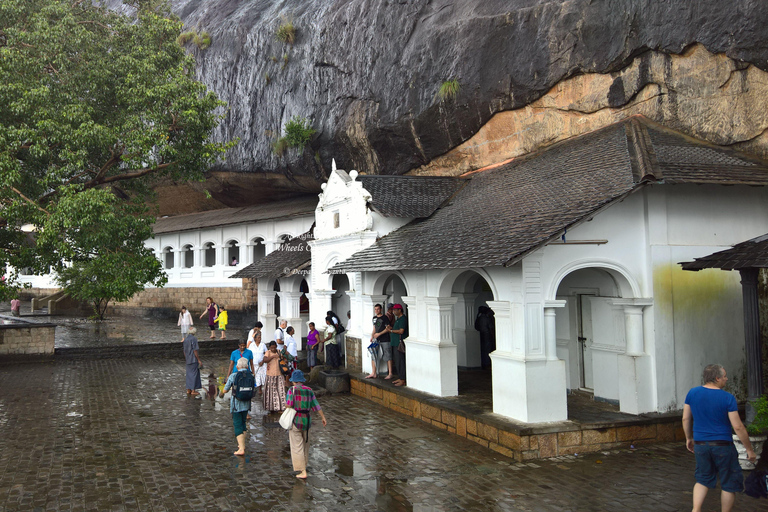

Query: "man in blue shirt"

xmin=683 ymin=364 xmax=756 ymax=512
xmin=227 ymin=340 xmax=254 ymax=375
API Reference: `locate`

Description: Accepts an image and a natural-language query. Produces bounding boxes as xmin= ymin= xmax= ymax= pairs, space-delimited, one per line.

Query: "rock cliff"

xmin=108 ymin=0 xmax=768 ymax=212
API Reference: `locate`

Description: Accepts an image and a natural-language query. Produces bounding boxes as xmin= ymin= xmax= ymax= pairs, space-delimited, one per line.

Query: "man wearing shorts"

xmin=366 ymin=304 xmax=390 ymax=379
xmin=683 ymin=364 xmax=756 ymax=512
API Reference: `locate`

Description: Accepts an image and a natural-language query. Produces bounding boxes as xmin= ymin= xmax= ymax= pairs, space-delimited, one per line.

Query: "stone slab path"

xmin=0 ymin=359 xmax=763 ymax=511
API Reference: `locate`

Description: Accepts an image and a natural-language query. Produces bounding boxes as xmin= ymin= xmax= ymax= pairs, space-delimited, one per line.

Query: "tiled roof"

xmin=230 ymin=229 xmax=314 ymax=279
xmin=333 ymin=116 xmax=768 ymax=272
xmin=680 ymin=233 xmax=768 ymax=271
xmin=152 ymin=196 xmax=317 ymax=234
xmin=358 ymin=175 xmax=465 ymax=218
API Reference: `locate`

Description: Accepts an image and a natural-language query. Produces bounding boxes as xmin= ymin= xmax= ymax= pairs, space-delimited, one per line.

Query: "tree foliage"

xmin=0 ymin=0 xmax=232 ymax=312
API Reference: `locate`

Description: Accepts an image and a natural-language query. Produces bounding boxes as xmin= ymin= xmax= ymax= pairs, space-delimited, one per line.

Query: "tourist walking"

xmin=182 ymin=327 xmax=202 ymax=396
xmin=284 ymin=326 xmax=299 ymax=385
xmin=386 ymin=304 xmax=408 ymax=386
xmin=227 ymin=340 xmax=254 ymax=375
xmin=247 ymin=322 xmax=266 ymax=392
xmin=285 ymin=370 xmax=327 ymax=479
xmin=367 ymin=303 xmax=390 ymax=379
xmin=322 ymin=316 xmax=340 ymax=369
xmin=683 ymin=364 xmax=756 ymax=512
xmin=215 ymin=304 xmax=228 ymax=339
xmin=306 ymin=322 xmax=320 ymax=369
xmin=199 ymin=297 xmax=219 ymax=339
xmin=220 ymin=357 xmax=253 ymax=456
xmin=275 ymin=320 xmax=287 ymax=351
xmin=177 ymin=305 xmax=193 ymax=342
xmin=262 ymin=341 xmax=286 ymax=412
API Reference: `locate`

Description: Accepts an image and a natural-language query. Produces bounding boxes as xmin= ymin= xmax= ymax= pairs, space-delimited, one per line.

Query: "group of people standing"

xmin=367 ymin=303 xmax=408 ymax=386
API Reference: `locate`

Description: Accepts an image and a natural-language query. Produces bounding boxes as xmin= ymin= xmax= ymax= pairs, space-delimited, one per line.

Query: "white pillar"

xmin=611 ymin=298 xmax=655 ymax=414
xmin=489 ymin=300 xmax=568 ymax=423
xmin=404 ymin=296 xmax=459 ymax=397
xmin=544 ymin=300 xmax=567 ymax=361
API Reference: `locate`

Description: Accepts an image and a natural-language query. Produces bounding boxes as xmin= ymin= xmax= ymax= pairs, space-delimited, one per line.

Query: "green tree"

xmin=0 ymin=0 xmax=233 ymax=314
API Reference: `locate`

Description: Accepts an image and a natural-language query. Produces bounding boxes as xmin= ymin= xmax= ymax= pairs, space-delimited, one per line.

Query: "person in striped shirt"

xmin=285 ymin=370 xmax=327 ymax=479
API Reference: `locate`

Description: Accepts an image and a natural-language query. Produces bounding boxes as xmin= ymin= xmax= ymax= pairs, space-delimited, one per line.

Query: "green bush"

xmin=176 ymin=30 xmax=195 ymax=46
xmin=437 ymin=78 xmax=461 ymax=102
xmin=747 ymin=395 xmax=768 ymax=435
xmin=283 ymin=116 xmax=315 ymax=150
xmin=275 ymin=17 xmax=296 ymax=45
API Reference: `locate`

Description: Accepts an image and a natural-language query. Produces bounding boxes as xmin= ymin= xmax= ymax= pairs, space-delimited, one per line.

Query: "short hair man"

xmin=275 ymin=320 xmax=287 ymax=350
xmin=366 ymin=303 xmax=391 ymax=379
xmin=683 ymin=364 xmax=756 ymax=512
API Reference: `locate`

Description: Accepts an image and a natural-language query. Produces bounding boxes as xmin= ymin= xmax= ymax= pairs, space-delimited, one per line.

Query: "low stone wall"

xmin=350 ymin=376 xmax=685 ymax=461
xmin=54 ymin=338 xmax=238 ymax=360
xmin=0 ymin=318 xmax=56 ymax=361
xmin=114 ymin=285 xmax=256 ymax=312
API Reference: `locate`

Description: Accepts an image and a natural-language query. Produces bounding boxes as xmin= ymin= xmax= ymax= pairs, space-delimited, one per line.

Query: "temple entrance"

xmin=554 ymin=267 xmax=629 ymax=402
xmin=448 ymin=271 xmax=496 ymax=403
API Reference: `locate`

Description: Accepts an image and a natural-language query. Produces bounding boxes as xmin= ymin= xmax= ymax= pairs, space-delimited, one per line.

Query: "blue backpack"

xmin=233 ymin=371 xmax=255 ymax=401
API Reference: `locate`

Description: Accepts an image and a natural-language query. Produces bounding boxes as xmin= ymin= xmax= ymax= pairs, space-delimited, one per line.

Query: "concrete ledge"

xmin=350 ymin=373 xmax=684 ymax=461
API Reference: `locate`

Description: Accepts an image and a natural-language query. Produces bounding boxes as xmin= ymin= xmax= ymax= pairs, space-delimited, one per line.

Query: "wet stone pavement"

xmin=0 ymin=359 xmax=764 ymax=512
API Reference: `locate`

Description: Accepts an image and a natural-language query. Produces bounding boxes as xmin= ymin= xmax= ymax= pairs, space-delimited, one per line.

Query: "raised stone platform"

xmin=52 ymin=338 xmax=238 ymax=360
xmin=350 ymin=372 xmax=685 ymax=461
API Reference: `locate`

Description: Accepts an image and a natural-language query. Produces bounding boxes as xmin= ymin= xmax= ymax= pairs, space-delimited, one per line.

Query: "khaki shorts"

xmin=380 ymin=342 xmax=393 ymax=362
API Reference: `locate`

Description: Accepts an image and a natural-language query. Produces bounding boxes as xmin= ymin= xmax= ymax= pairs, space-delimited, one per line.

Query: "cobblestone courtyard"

xmin=0 ymin=358 xmax=764 ymax=512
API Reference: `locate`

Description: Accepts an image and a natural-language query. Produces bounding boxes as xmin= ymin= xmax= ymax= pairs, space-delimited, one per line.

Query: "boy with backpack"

xmin=220 ymin=357 xmax=255 ymax=456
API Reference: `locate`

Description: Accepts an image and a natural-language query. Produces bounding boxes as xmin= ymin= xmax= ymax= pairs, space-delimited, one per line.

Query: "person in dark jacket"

xmin=474 ymin=306 xmax=495 ymax=369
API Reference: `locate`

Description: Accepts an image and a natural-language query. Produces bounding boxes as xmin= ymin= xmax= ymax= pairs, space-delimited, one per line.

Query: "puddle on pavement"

xmin=358 ymin=476 xmax=413 ymax=512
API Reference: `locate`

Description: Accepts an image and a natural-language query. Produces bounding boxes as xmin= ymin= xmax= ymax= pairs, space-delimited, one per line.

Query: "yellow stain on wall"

xmin=654 ymin=263 xmax=742 ymax=318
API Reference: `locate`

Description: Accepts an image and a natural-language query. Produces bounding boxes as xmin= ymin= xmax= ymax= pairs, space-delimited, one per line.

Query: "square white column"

xmin=403 ymin=296 xmax=459 ymax=397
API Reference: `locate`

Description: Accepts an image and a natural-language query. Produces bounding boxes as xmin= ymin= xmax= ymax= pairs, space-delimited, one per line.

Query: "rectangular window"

xmin=333 ymin=211 xmax=340 ymax=228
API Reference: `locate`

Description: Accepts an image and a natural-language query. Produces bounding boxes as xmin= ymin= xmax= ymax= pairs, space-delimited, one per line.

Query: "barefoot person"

xmin=285 ymin=370 xmax=327 ymax=479
xmin=199 ymin=297 xmax=219 ymax=339
xmin=220 ymin=358 xmax=253 ymax=456
xmin=367 ymin=303 xmax=389 ymax=379
xmin=182 ymin=327 xmax=202 ymax=396
xmin=262 ymin=341 xmax=286 ymax=412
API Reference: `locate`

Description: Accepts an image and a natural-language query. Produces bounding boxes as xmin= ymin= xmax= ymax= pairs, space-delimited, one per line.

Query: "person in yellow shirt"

xmin=214 ymin=305 xmax=228 ymax=339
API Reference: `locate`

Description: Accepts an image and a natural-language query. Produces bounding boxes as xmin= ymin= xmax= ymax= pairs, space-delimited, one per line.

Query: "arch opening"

xmin=182 ymin=244 xmax=194 ymax=268
xmin=203 ymin=242 xmax=215 ymax=267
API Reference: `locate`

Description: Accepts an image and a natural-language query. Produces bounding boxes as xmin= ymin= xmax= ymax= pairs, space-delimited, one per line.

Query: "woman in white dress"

xmin=247 ymin=322 xmax=267 ymax=392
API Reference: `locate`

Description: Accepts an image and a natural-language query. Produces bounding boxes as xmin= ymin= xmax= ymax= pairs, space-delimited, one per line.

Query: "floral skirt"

xmin=263 ymin=375 xmax=286 ymax=411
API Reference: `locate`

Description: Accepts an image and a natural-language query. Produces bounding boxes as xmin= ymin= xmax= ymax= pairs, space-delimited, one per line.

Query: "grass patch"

xmin=272 ymin=137 xmax=289 ymax=156
xmin=437 ymin=79 xmax=461 ymax=102
xmin=177 ymin=29 xmax=211 ymax=50
xmin=275 ymin=17 xmax=296 ymax=45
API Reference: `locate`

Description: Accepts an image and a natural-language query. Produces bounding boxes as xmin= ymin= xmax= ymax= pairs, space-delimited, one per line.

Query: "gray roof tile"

xmin=358 ymin=175 xmax=465 ymax=218
xmin=333 ymin=117 xmax=768 ymax=272
xmin=680 ymin=233 xmax=768 ymax=271
xmin=153 ymin=196 xmax=317 ymax=234
xmin=230 ymin=229 xmax=314 ymax=279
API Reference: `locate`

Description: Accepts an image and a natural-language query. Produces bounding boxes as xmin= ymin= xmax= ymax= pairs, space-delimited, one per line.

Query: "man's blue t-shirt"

xmin=684 ymin=386 xmax=738 ymax=441
xmin=230 ymin=349 xmax=253 ymax=373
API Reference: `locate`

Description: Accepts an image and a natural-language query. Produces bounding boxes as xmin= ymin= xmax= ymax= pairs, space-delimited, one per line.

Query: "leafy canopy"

xmin=0 ymin=0 xmax=233 ymax=313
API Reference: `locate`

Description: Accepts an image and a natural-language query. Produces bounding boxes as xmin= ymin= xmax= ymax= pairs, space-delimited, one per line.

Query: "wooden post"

xmin=740 ymin=268 xmax=764 ymax=424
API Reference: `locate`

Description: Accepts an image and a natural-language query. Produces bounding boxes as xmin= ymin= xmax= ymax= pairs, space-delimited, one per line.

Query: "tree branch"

xmin=11 ymin=187 xmax=50 ymax=215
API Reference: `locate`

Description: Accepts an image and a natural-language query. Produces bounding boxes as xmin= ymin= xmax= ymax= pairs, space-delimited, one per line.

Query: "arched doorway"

xmin=382 ymin=275 xmax=407 ymax=313
xmin=273 ymin=280 xmax=281 ymax=321
xmin=331 ymin=273 xmax=350 ymax=324
xmin=554 ymin=266 xmax=632 ymax=404
xmin=441 ymin=270 xmax=497 ymax=403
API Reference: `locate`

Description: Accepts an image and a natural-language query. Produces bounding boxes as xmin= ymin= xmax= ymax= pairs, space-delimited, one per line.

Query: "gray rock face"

xmin=111 ymin=0 xmax=768 ymax=200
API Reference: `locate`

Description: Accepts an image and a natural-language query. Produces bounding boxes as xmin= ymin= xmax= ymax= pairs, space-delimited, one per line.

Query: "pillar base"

xmin=405 ymin=339 xmax=458 ymax=397
xmin=618 ymin=354 xmax=654 ymax=414
xmin=491 ymin=352 xmax=567 ymax=423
